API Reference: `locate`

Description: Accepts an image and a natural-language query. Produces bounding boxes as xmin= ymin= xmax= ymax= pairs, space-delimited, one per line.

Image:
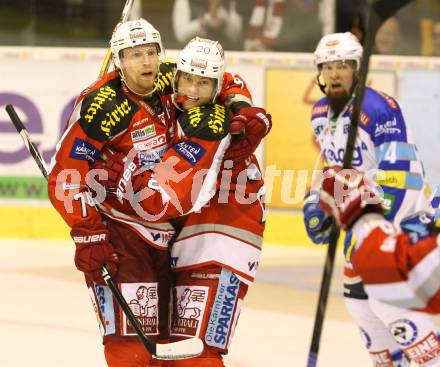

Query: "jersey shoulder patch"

xmin=365 ymin=87 xmax=400 ymax=113
xmin=78 ymin=78 xmax=138 ymax=142
xmin=375 ymin=90 xmax=399 ymax=110
xmin=311 ymin=98 xmax=329 ymax=118
xmin=178 ymin=103 xmax=230 ymax=141
xmin=155 ymin=62 xmax=175 ymax=95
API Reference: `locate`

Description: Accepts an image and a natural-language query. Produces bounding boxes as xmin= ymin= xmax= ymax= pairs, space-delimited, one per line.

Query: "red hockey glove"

xmin=319 ymin=166 xmax=383 ymax=230
xmin=92 ymin=150 xmax=145 ymax=195
xmin=92 ymin=150 xmax=126 ymax=191
xmin=71 ymin=223 xmax=118 ymax=284
xmin=225 ymin=107 xmax=272 ymax=163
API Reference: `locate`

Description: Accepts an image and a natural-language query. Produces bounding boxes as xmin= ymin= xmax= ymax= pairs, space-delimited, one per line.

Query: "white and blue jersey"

xmin=311 ymin=87 xmax=431 ymax=226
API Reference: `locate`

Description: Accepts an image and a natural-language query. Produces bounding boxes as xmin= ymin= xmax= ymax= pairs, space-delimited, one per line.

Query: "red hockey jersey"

xmin=48 ymin=63 xmax=251 ymax=250
xmin=351 ymin=213 xmax=440 ymax=313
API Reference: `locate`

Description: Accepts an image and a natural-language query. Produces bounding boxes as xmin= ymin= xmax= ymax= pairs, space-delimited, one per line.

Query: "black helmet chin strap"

xmin=316 ymin=74 xmax=327 ymax=94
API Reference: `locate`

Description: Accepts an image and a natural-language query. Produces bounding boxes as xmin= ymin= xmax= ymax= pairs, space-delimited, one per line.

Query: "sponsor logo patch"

xmin=100 ymin=99 xmax=132 ymax=136
xmin=154 ymin=66 xmax=174 ymax=93
xmin=134 ymin=134 xmax=167 ymax=151
xmin=121 ymin=283 xmax=159 ymax=336
xmin=84 ymin=86 xmax=116 ymax=123
xmin=205 ymin=268 xmax=240 ymax=349
xmin=132 ymin=117 xmax=149 ymax=128
xmin=171 ymin=286 xmax=209 ymax=337
xmin=314 ymin=124 xmax=324 ymax=135
xmin=323 ymin=145 xmax=365 ymax=167
xmin=129 ymin=29 xmax=146 ymax=40
xmin=170 ymin=257 xmax=178 ymax=267
xmin=207 ymin=104 xmax=227 ymax=134
xmin=190 ymin=58 xmax=207 ymax=69
xmin=80 ymin=83 xmax=137 ymax=140
xmin=69 ymin=138 xmax=100 ymax=163
xmin=312 ymin=104 xmax=329 ymax=116
xmin=390 ymin=319 xmax=418 ymax=346
xmin=375 ymin=118 xmax=401 ymax=137
xmin=131 ymin=124 xmax=156 ymax=142
xmin=89 ymin=284 xmax=115 ymax=336
xmin=138 ymin=145 xmax=168 ymax=170
xmin=62 ymin=182 xmax=80 ymax=190
xmin=149 ymin=231 xmax=173 ymax=246
xmin=325 ymin=39 xmax=340 ymax=47
xmin=404 ymin=331 xmax=440 ymax=365
xmin=370 ymin=349 xmax=393 ymax=366
xmin=347 ymin=106 xmax=371 ymax=127
xmin=186 ymin=104 xmax=226 ymax=135
xmin=382 ymin=193 xmax=396 ymax=216
xmin=377 ymin=91 xmax=398 ymax=109
xmin=173 ymin=141 xmax=206 ymax=165
xmin=248 ymin=261 xmax=259 ymax=272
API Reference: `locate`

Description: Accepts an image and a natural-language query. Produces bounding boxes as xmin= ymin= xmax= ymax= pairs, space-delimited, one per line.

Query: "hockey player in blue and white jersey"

xmin=302 ymin=32 xmax=440 ymax=366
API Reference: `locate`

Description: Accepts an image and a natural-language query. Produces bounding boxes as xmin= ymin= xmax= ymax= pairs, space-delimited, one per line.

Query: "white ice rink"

xmin=0 ymin=240 xmax=398 ymax=367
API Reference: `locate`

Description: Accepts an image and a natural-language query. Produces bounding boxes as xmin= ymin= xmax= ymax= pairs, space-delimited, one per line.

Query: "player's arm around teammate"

xmin=94 ymin=37 xmax=271 ymax=367
xmin=48 ymin=19 xmax=183 ymax=367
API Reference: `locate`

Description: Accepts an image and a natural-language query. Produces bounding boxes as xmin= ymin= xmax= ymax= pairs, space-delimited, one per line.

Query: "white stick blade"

xmin=154 ymin=338 xmax=204 ymax=360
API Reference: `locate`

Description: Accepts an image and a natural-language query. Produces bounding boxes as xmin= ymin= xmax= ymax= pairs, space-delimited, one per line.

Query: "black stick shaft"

xmin=6 ymin=105 xmax=48 ymax=180
xmin=102 ymin=266 xmax=157 ymax=355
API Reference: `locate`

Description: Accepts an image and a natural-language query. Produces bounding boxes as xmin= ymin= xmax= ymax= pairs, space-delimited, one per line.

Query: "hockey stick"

xmin=98 ymin=0 xmax=135 ymax=78
xmin=5 ymin=104 xmax=203 ymax=360
xmin=306 ymin=1 xmax=413 ymax=366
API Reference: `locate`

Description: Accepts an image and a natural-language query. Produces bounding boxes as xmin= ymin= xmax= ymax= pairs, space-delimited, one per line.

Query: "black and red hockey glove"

xmin=319 ymin=166 xmax=384 ymax=230
xmin=71 ymin=223 xmax=118 ymax=284
xmin=225 ymin=107 xmax=272 ymax=163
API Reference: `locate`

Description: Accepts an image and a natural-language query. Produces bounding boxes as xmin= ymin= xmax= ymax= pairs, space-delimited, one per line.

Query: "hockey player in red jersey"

xmin=47 ymin=18 xmax=269 ymax=367
xmin=165 ymin=38 xmax=268 ymax=367
xmin=319 ymin=166 xmax=440 ymax=365
xmin=48 ymin=19 xmax=175 ymax=367
xmin=94 ymin=37 xmax=270 ymax=367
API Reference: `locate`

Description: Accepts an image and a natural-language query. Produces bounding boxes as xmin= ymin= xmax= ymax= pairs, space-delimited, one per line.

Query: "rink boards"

xmin=0 ymin=47 xmax=439 ymax=244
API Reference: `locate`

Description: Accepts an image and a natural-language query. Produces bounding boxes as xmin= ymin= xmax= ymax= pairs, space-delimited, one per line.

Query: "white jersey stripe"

xmin=171 ymin=232 xmax=261 ymax=283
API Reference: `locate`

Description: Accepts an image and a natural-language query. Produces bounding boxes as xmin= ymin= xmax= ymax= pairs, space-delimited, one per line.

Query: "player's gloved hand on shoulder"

xmin=92 ymin=150 xmax=126 ymax=192
xmin=302 ymin=190 xmax=333 ymax=244
xmin=319 ymin=166 xmax=383 ymax=231
xmin=92 ymin=149 xmax=145 ymax=194
xmin=225 ymin=107 xmax=272 ymax=163
xmin=71 ymin=222 xmax=118 ymax=284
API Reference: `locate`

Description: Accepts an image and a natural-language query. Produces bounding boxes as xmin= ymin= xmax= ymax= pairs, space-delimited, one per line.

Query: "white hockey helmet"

xmin=110 ymin=18 xmax=164 ymax=69
xmin=175 ymin=37 xmax=225 ymax=100
xmin=314 ymin=32 xmax=363 ymax=72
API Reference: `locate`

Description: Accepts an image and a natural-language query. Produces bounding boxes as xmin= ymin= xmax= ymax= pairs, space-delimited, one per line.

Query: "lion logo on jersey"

xmin=177 ymin=288 xmax=204 ymax=319
xmin=129 ymin=285 xmax=158 ymax=317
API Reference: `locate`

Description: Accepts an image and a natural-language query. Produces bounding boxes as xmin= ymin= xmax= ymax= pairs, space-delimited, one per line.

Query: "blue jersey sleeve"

xmin=366 ymin=90 xmax=425 ymax=222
